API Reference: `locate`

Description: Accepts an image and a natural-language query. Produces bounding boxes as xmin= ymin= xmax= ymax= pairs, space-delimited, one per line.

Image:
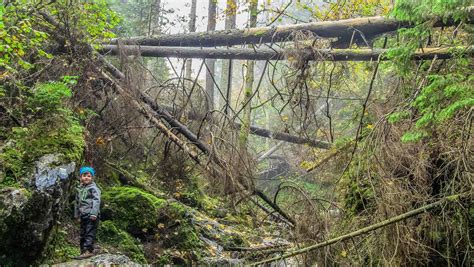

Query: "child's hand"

xmin=76 ymin=218 xmax=80 ymax=223
xmin=90 ymin=215 xmax=97 ymax=221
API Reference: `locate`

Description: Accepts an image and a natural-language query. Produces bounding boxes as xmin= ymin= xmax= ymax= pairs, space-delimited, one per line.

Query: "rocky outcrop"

xmin=0 ymin=154 xmax=76 ymax=266
xmin=50 ymin=254 xmax=140 ymax=267
xmin=100 ymin=186 xmax=252 ymax=264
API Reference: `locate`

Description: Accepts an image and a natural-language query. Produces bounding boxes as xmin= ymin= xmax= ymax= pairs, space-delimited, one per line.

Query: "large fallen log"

xmin=107 ymin=8 xmax=473 ymax=47
xmin=99 ymin=45 xmax=474 ymax=61
xmin=170 ymin=107 xmax=331 ymax=149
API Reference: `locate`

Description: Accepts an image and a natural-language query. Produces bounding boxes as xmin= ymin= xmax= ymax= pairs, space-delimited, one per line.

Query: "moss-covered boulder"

xmin=100 ymin=186 xmax=253 ymax=264
xmin=157 ymin=201 xmax=205 ymax=250
xmin=0 ymin=155 xmax=77 ymax=266
xmin=42 ymin=226 xmax=79 ymax=264
xmin=101 ymin=186 xmax=166 ymax=236
xmin=97 ymin=221 xmax=147 ymax=263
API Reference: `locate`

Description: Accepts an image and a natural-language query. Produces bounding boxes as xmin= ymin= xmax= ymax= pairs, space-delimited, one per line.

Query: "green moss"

xmin=42 ymin=227 xmax=79 ymax=264
xmin=0 ymin=115 xmax=84 ymax=187
xmin=220 ymin=231 xmax=245 ymax=248
xmin=156 ymin=201 xmax=205 ymax=258
xmin=0 ymin=80 xmax=84 ymax=187
xmin=102 ymin=186 xmax=166 ymax=235
xmin=166 ymin=223 xmax=203 ymax=250
xmin=97 ymin=221 xmax=147 ymax=263
xmin=173 ymin=174 xmax=219 ymax=213
xmin=244 ymin=28 xmax=267 ymax=36
xmin=100 ymin=168 xmax=122 ymax=187
xmin=155 ymin=253 xmax=172 ymax=265
xmin=163 ymin=201 xmax=189 ymax=218
xmin=159 ymin=201 xmax=201 ymax=248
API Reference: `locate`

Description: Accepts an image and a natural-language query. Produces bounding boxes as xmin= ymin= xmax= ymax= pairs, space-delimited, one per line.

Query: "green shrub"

xmin=0 ymin=80 xmax=84 ymax=187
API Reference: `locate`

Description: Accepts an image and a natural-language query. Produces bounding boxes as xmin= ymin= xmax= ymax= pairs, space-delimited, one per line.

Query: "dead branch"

xmin=252 ymin=194 xmax=464 ymax=265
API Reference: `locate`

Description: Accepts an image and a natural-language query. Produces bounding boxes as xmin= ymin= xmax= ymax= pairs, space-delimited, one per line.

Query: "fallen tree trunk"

xmin=101 ymin=71 xmax=203 ymax=164
xmin=239 ymin=123 xmax=331 ymax=149
xmin=252 ymin=194 xmax=464 ymax=265
xmin=107 ymin=9 xmax=473 ymax=47
xmin=41 ymin=10 xmax=297 ymax=230
xmin=99 ymin=45 xmax=474 ymax=61
xmin=164 ymin=106 xmax=331 ymax=149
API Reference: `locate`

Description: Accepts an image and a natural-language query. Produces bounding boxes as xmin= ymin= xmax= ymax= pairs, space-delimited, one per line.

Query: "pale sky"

xmin=163 ymin=0 xmax=257 ymax=33
xmin=162 ymin=0 xmax=254 ymax=78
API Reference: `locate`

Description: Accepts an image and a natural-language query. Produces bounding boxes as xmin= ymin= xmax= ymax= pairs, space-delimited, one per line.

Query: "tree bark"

xmin=205 ymin=0 xmax=217 ymax=110
xmin=98 ymin=45 xmax=474 ymax=61
xmin=185 ymin=0 xmax=197 ymax=80
xmin=238 ymin=123 xmax=331 ymax=149
xmin=148 ymin=0 xmax=162 ymax=35
xmin=221 ymin=0 xmax=237 ymax=114
xmin=239 ymin=0 xmax=258 ymax=149
xmin=107 ymin=8 xmax=474 ymax=47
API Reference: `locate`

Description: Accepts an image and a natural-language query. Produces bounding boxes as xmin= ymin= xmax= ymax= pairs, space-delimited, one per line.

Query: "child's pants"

xmin=80 ymin=216 xmax=99 ymax=253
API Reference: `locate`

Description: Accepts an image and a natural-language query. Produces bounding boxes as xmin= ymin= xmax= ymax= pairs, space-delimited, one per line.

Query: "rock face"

xmin=50 ymin=254 xmax=140 ymax=267
xmin=34 ymin=154 xmax=75 ymax=190
xmin=0 ymin=154 xmax=76 ymax=266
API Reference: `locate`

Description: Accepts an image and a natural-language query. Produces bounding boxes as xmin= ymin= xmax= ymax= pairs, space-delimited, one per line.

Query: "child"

xmin=74 ymin=166 xmax=101 ymax=259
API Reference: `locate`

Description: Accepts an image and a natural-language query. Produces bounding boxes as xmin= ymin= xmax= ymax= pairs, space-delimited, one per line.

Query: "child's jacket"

xmin=74 ymin=182 xmax=101 ymax=218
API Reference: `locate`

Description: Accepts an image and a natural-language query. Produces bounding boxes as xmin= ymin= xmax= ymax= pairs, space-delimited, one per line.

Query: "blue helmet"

xmin=79 ymin=166 xmax=95 ymax=176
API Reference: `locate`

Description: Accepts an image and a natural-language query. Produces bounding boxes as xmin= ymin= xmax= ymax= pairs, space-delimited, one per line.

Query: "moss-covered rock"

xmin=100 ymin=186 xmax=253 ymax=264
xmin=0 ymin=153 xmax=77 ymax=266
xmin=97 ymin=221 xmax=147 ymax=263
xmin=156 ymin=201 xmax=205 ymax=252
xmin=101 ymin=186 xmax=166 ymax=236
xmin=42 ymin=227 xmax=79 ymax=264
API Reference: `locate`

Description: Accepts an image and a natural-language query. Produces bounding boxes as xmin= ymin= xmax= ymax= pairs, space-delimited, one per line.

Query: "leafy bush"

xmin=0 ymin=79 xmax=84 ymax=187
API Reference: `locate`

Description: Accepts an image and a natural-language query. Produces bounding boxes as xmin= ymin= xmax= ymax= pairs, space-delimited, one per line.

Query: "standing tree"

xmin=205 ymin=0 xmax=217 ymax=110
xmin=185 ymin=0 xmax=197 ymax=80
xmin=148 ymin=0 xmax=162 ymax=35
xmin=239 ymin=0 xmax=258 ymax=148
xmin=220 ymin=0 xmax=237 ymax=114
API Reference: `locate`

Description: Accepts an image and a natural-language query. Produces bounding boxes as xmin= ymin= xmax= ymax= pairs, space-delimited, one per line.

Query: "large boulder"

xmin=101 ymin=186 xmax=166 ymax=236
xmin=0 ymin=154 xmax=76 ymax=266
xmin=49 ymin=253 xmax=140 ymax=267
xmin=101 ymin=186 xmax=251 ymax=264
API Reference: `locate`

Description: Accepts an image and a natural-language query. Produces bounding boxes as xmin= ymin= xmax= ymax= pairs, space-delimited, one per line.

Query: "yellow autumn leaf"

xmin=341 ymin=250 xmax=347 ymax=257
xmin=95 ymin=136 xmax=106 ymax=145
